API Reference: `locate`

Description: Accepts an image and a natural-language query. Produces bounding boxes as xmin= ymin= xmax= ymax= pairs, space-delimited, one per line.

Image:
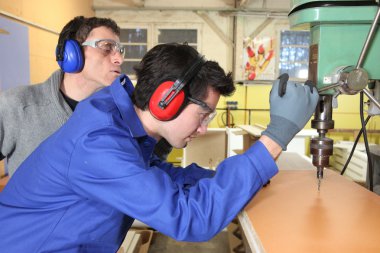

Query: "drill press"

xmin=289 ymin=0 xmax=380 ymax=190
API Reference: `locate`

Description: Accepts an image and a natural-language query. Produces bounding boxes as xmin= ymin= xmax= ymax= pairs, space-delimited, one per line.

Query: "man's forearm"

xmin=259 ymin=135 xmax=282 ymax=160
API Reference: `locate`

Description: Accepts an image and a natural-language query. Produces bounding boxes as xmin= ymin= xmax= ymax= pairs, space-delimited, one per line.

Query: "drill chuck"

xmin=317 ymin=167 xmax=324 ymax=179
xmin=311 ymin=136 xmax=333 ymax=191
xmin=310 ymin=136 xmax=333 ymax=169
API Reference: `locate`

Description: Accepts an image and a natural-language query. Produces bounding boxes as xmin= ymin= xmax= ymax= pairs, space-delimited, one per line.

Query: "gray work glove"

xmin=262 ymin=74 xmax=319 ymax=150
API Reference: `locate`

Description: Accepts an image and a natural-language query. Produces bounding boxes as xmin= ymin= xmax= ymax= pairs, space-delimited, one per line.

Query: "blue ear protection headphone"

xmin=56 ymin=40 xmax=84 ymax=73
xmin=55 ymin=19 xmax=84 ymax=73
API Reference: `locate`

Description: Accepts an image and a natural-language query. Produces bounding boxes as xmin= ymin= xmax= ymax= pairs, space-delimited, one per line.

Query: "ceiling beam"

xmin=93 ymin=5 xmax=290 ymax=17
xmin=195 ymin=11 xmax=234 ymax=48
xmin=248 ymin=17 xmax=274 ymax=39
xmin=237 ymin=0 xmax=250 ymax=8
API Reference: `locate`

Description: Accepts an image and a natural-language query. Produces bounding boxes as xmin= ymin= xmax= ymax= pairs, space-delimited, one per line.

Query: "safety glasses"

xmin=188 ymin=97 xmax=217 ymax=126
xmin=82 ymin=39 xmax=125 ymax=58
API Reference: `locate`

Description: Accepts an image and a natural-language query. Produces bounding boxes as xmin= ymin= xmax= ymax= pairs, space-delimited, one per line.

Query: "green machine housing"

xmin=288 ymin=0 xmax=380 ymax=186
xmin=289 ymin=0 xmax=380 ymax=94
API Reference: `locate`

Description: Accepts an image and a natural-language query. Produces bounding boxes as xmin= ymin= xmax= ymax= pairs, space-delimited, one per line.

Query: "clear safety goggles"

xmin=82 ymin=39 xmax=125 ymax=58
xmin=188 ymin=97 xmax=217 ymax=126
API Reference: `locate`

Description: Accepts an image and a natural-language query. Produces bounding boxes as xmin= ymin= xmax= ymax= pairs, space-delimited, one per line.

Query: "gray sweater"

xmin=0 ymin=70 xmax=72 ymax=176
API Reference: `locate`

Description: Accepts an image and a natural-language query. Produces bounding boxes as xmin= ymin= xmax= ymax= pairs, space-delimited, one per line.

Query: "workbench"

xmin=238 ymin=163 xmax=380 ymax=253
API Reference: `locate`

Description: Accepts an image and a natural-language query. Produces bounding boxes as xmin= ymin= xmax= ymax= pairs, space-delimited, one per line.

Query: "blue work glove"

xmin=262 ymin=74 xmax=319 ymax=150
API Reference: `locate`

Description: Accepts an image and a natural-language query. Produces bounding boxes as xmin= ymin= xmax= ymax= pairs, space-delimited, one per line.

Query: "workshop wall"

xmin=0 ymin=0 xmax=94 ymax=84
xmin=94 ymin=0 xmax=291 ymax=129
xmin=94 ymin=0 xmax=380 ymax=144
xmin=1 ymin=0 xmax=378 ymax=144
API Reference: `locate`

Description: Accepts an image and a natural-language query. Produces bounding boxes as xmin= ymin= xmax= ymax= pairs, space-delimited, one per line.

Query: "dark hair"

xmin=58 ymin=16 xmax=120 ymax=45
xmin=132 ymin=43 xmax=235 ymax=110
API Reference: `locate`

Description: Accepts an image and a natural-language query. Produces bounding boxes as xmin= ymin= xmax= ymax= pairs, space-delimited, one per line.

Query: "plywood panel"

xmin=182 ymin=128 xmax=226 ymax=169
xmin=0 ymin=176 xmax=9 ymax=192
xmin=275 ymin=152 xmax=314 ymax=170
xmin=0 ymin=160 xmax=4 ymax=177
xmin=240 ymin=169 xmax=380 ymax=253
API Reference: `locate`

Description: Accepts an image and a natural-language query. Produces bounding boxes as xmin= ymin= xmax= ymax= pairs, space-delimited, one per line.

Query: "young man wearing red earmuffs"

xmin=0 ymin=43 xmax=319 ymax=252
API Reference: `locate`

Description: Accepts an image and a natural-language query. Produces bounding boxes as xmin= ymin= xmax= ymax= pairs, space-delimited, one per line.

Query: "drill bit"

xmin=317 ymin=167 xmax=324 ymax=191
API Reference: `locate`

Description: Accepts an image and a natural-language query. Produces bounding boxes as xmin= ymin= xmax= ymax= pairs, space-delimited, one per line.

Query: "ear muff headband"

xmin=149 ymin=56 xmax=206 ymax=121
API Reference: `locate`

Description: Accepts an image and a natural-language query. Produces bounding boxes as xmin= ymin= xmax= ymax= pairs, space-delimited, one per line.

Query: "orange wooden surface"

xmin=243 ymin=169 xmax=380 ymax=253
xmin=0 ymin=176 xmax=9 ymax=192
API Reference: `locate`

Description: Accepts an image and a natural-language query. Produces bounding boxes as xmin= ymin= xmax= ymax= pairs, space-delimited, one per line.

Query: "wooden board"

xmin=237 ymin=125 xmax=264 ymax=137
xmin=0 ymin=160 xmax=5 ymax=177
xmin=239 ymin=169 xmax=380 ymax=253
xmin=275 ymin=152 xmax=314 ymax=171
xmin=182 ymin=128 xmax=226 ymax=169
xmin=0 ymin=175 xmax=9 ymax=192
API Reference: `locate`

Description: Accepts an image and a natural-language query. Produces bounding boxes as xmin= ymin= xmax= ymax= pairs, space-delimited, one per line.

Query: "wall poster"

xmin=243 ymin=36 xmax=275 ymax=81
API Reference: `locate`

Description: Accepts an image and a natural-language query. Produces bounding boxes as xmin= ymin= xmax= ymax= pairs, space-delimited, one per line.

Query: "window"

xmin=279 ymin=30 xmax=310 ymax=81
xmin=120 ymin=27 xmax=199 ymax=77
xmin=120 ymin=28 xmax=148 ymax=76
xmin=157 ymin=29 xmax=198 ymax=49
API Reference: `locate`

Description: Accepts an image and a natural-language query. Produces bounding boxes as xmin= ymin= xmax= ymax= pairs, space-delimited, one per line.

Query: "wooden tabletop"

xmin=0 ymin=176 xmax=9 ymax=192
xmin=239 ymin=169 xmax=380 ymax=253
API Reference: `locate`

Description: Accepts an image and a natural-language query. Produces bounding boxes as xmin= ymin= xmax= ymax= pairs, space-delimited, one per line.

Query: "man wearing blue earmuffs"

xmin=0 ymin=16 xmax=128 ymax=179
xmin=0 ymin=43 xmax=319 ymax=252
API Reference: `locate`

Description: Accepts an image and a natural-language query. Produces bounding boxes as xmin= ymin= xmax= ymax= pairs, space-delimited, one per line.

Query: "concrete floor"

xmin=148 ymin=231 xmax=230 ymax=253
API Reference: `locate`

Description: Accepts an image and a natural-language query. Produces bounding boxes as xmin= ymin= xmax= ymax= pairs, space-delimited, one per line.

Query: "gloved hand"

xmin=262 ymin=74 xmax=319 ymax=150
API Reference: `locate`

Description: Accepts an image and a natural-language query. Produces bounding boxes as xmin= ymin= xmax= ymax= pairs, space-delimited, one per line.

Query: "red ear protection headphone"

xmin=149 ymin=56 xmax=206 ymax=121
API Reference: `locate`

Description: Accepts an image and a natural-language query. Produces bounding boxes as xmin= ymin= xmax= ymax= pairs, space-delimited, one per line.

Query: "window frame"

xmin=277 ymin=29 xmax=311 ymax=82
xmin=153 ymin=23 xmax=202 ymax=50
xmin=118 ymin=24 xmax=152 ymax=80
xmin=118 ymin=23 xmax=202 ymax=80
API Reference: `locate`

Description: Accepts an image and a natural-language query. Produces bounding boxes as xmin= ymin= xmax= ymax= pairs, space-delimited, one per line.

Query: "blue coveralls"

xmin=0 ymin=75 xmax=278 ymax=252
